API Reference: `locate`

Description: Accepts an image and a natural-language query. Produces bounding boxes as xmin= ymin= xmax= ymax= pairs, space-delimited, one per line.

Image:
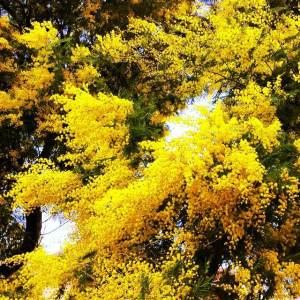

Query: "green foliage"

xmin=139 ymin=273 xmax=151 ymax=300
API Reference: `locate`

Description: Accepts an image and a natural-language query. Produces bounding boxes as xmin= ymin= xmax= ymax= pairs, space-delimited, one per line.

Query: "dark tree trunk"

xmin=0 ymin=208 xmax=42 ymax=278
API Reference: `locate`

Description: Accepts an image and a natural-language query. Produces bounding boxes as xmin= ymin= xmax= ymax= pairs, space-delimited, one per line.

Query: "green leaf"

xmin=188 ymin=275 xmax=214 ymax=299
xmin=163 ymin=261 xmax=185 ymax=285
xmin=139 ymin=273 xmax=151 ymax=300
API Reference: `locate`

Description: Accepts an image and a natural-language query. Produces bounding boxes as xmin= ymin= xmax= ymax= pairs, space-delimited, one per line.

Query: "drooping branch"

xmin=0 ymin=134 xmax=56 ymax=278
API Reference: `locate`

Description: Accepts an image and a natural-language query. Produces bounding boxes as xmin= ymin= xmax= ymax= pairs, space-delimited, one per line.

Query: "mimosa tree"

xmin=1 ymin=0 xmax=300 ymax=299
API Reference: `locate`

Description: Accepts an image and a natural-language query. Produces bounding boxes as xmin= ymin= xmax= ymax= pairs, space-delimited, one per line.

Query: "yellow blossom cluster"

xmin=17 ymin=21 xmax=58 ymax=50
xmin=0 ymin=20 xmax=58 ymax=126
xmin=95 ymin=31 xmax=130 ymax=63
xmin=52 ymin=84 xmax=133 ymax=169
xmin=7 ymin=159 xmax=81 ymax=213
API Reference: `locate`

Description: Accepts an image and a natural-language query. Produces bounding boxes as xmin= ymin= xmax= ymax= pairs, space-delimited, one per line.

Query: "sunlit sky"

xmin=41 ymin=212 xmax=74 ymax=254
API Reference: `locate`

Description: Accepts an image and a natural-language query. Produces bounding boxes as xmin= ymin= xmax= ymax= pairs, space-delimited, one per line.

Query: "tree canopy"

xmin=1 ymin=0 xmax=300 ymax=299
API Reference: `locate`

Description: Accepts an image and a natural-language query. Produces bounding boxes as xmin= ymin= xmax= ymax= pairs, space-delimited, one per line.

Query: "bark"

xmin=0 ymin=208 xmax=42 ymax=278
